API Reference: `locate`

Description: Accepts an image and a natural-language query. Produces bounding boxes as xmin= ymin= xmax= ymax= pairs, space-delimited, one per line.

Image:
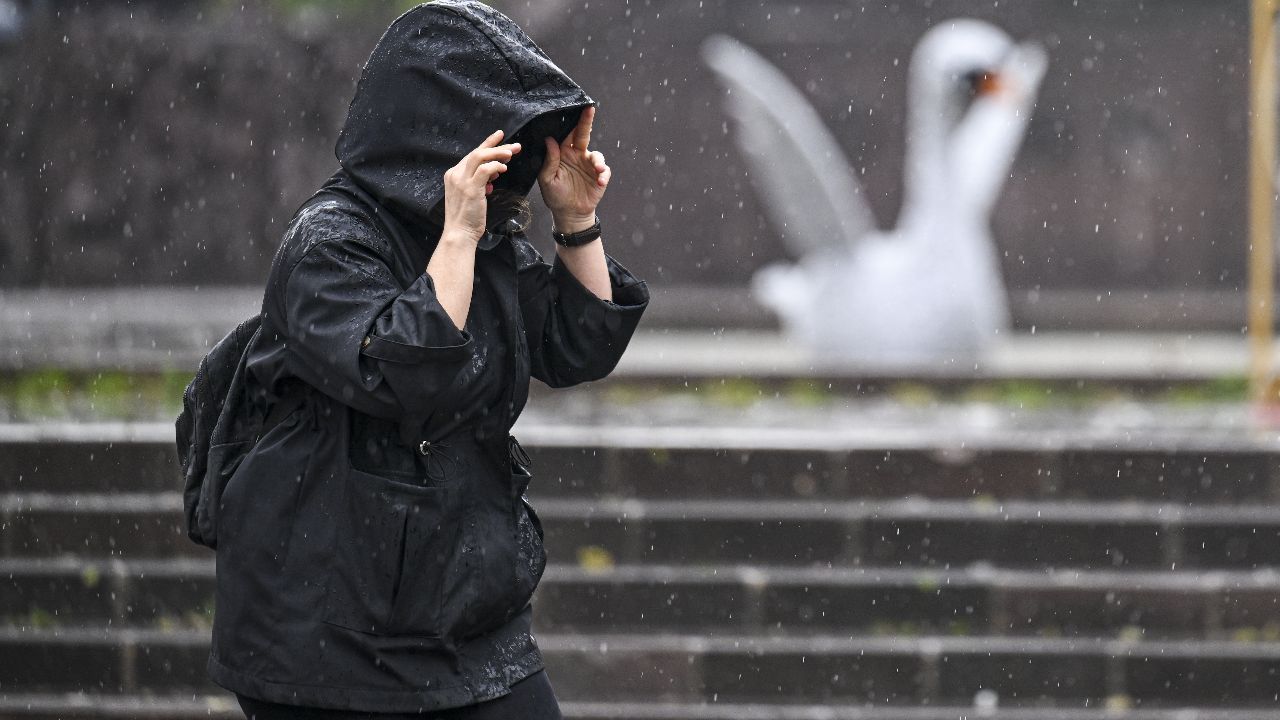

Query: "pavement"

xmin=2 ymin=392 xmax=1276 ymax=451
xmin=0 ymin=286 xmax=1266 ymax=381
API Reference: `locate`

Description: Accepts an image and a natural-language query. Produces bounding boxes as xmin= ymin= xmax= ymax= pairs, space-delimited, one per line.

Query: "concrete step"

xmin=0 ymin=694 xmax=241 ymax=720
xmin=1 ymin=557 xmax=214 ymax=630
xmin=543 ymin=634 xmax=1280 ymax=707
xmin=4 ymin=695 xmax=1280 ymax=720
xmin=561 ymin=705 xmax=1280 ymax=720
xmin=539 ymin=497 xmax=1280 ymax=570
xmin=4 ymin=628 xmax=1280 ymax=706
xmin=6 ymin=558 xmax=1279 ymax=640
xmin=7 ymin=491 xmax=1280 ymax=570
xmin=0 ymin=435 xmax=177 ymax=494
xmin=2 ymin=426 xmax=1276 ymax=505
xmin=533 ymin=565 xmax=1280 ymax=641
xmin=525 ymin=444 xmax=1280 ymax=505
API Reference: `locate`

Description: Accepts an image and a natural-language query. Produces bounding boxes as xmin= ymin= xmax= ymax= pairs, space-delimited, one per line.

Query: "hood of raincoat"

xmin=335 ymin=0 xmax=595 ymax=228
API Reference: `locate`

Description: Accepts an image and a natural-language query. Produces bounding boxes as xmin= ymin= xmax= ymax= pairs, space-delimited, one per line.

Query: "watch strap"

xmin=551 ymin=216 xmax=602 ymax=247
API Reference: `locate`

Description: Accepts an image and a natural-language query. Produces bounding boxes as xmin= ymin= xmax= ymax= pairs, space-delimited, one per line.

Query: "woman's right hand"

xmin=441 ymin=129 xmax=522 ymax=244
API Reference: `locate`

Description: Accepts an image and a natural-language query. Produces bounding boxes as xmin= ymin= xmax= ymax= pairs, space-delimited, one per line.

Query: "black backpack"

xmin=175 ymin=314 xmax=304 ymax=549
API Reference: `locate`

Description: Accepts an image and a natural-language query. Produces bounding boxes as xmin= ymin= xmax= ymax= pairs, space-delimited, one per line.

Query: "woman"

xmin=208 ymin=1 xmax=649 ymax=717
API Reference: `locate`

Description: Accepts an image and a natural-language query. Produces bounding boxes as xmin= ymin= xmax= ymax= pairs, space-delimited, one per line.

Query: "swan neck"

xmin=901 ymin=77 xmax=951 ymax=231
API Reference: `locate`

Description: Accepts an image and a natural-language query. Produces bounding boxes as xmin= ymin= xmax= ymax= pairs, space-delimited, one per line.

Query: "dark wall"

xmin=0 ymin=1 xmax=1253 ymax=301
xmin=525 ymin=0 xmax=1249 ymax=292
xmin=0 ymin=2 xmax=392 ymax=286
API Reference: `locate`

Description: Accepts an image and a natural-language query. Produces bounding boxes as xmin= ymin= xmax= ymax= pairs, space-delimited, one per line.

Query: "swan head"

xmin=908 ymin=19 xmax=1023 ymax=126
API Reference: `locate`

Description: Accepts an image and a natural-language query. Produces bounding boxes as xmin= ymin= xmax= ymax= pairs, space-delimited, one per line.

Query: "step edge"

xmin=8 ymin=493 xmax=1280 ymax=525
xmin=2 ymin=421 xmax=1277 ymax=453
xmin=3 ymin=557 xmax=1279 ymax=592
xmin=4 ymin=628 xmax=1280 ymax=659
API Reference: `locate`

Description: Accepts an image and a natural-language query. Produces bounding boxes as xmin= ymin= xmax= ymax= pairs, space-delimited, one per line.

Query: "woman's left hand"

xmin=538 ymin=105 xmax=610 ymax=233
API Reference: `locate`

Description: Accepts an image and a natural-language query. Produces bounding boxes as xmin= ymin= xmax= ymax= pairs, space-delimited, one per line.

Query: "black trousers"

xmin=236 ymin=669 xmax=563 ymax=720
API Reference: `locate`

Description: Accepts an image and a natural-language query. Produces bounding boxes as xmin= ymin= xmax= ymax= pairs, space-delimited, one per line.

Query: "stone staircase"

xmin=2 ymin=424 xmax=1280 ymax=718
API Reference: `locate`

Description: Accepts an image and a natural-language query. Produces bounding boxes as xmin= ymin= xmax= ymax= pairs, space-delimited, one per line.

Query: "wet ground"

xmin=1 ymin=389 xmax=1273 ymax=453
xmin=516 ymin=391 xmax=1278 ymax=451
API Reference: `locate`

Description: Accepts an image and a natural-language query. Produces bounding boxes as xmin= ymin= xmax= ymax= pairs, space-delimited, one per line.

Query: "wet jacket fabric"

xmin=205 ymin=1 xmax=649 ymax=711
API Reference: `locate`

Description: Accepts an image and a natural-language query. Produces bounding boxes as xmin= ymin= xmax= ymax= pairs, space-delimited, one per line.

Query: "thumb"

xmin=539 ymin=136 xmax=560 ymax=183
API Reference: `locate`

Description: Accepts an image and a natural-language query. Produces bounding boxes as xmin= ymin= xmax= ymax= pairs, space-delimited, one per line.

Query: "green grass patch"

xmin=0 ymin=368 xmax=1254 ymax=423
xmin=0 ymin=370 xmax=192 ymax=422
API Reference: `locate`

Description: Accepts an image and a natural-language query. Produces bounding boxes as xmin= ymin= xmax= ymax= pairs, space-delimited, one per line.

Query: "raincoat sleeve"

xmin=279 ymin=230 xmax=473 ymax=420
xmin=515 ymin=235 xmax=649 ymax=388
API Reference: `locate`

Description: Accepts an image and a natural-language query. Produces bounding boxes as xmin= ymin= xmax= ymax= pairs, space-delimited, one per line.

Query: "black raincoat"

xmin=206 ymin=1 xmax=649 ymax=711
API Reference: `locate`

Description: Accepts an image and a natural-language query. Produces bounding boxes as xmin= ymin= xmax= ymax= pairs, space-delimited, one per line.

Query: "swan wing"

xmin=701 ymin=34 xmax=878 ymax=257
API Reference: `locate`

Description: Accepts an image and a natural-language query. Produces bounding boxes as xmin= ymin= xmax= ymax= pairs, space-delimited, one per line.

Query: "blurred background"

xmin=0 ymin=0 xmax=1255 ymax=327
xmin=4 ymin=1 xmax=1280 ymax=718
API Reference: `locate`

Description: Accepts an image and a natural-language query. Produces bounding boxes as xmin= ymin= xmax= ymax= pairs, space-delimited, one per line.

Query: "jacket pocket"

xmin=198 ymin=439 xmax=254 ymax=549
xmin=321 ymin=468 xmax=452 ymax=638
xmin=200 ymin=405 xmax=305 ymax=550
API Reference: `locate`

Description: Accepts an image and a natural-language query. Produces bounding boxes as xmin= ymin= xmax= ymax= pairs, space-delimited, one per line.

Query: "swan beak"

xmin=967 ymin=70 xmax=1003 ymax=97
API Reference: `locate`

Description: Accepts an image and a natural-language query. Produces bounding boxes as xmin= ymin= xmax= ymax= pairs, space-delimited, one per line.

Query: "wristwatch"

xmin=551 ymin=216 xmax=602 ymax=247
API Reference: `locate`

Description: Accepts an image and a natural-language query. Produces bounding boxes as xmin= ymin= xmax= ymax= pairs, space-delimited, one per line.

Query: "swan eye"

xmin=964 ymin=70 xmax=1002 ymax=96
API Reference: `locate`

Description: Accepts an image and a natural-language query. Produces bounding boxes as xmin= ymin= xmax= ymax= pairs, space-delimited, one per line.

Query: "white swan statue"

xmin=701 ymin=21 xmax=1047 ymax=364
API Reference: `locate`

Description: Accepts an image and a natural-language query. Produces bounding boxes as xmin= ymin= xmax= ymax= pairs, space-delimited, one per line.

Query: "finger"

xmin=475 ymin=160 xmax=508 ymax=181
xmin=465 ymin=130 xmax=504 ymax=170
xmin=485 ymin=182 xmax=494 ymax=195
xmin=569 ymin=105 xmax=595 ymax=151
xmin=465 ymin=142 xmax=519 ymax=175
xmin=539 ymin=136 xmax=561 ymax=182
xmin=588 ymin=150 xmax=606 ymax=171
xmin=466 ymin=143 xmax=521 ymax=173
xmin=476 ymin=143 xmax=521 ymax=162
xmin=597 ymin=164 xmax=611 ymax=188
